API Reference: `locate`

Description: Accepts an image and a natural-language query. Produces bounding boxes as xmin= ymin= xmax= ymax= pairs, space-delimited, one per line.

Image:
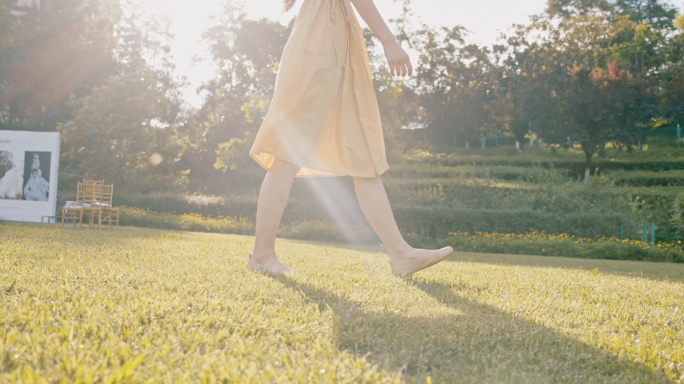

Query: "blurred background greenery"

xmin=1 ymin=0 xmax=683 ymax=249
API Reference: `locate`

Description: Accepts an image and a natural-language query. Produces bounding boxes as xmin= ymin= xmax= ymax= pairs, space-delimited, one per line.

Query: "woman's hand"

xmin=347 ymin=0 xmax=412 ymax=77
xmin=383 ymin=41 xmax=412 ymax=77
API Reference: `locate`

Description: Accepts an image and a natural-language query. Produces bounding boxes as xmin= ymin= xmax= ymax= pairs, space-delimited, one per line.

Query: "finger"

xmin=394 ymin=61 xmax=402 ymax=77
xmin=401 ymin=62 xmax=407 ymax=77
xmin=407 ymin=59 xmax=413 ymax=77
xmin=394 ymin=61 xmax=404 ymax=77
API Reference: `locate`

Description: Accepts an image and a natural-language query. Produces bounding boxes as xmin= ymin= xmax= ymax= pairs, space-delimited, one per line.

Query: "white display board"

xmin=0 ymin=131 xmax=60 ymax=222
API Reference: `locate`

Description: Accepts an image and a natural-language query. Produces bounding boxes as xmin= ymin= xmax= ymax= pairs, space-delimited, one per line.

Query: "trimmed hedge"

xmin=106 ymin=186 xmax=672 ymax=241
xmin=111 ymin=195 xmax=642 ymax=240
xmin=386 ymin=165 xmax=684 ymax=187
xmin=410 ymin=147 xmax=684 ymax=177
xmin=384 ymin=165 xmax=567 ymax=182
xmin=114 ymin=193 xmax=258 ymax=219
xmin=119 ymin=206 xmax=255 ymax=235
xmin=118 ymin=207 xmax=378 ymax=244
xmin=115 ymin=207 xmax=683 ymax=263
xmin=392 ymin=207 xmax=635 ymax=240
xmin=414 ymin=231 xmax=684 ymax=263
xmin=609 ymin=170 xmax=684 ymax=187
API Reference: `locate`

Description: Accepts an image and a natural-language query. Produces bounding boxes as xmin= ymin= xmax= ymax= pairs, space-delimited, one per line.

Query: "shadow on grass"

xmin=453 ymin=251 xmax=684 ymax=284
xmin=273 ymin=275 xmax=671 ymax=384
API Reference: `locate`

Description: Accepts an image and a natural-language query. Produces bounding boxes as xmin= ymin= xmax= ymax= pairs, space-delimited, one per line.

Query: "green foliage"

xmin=119 ymin=206 xmax=254 ymax=235
xmin=410 ymin=146 xmax=684 ymax=174
xmin=56 ymin=5 xmax=188 ymax=193
xmin=411 ymin=25 xmax=494 ymax=149
xmin=503 ymin=12 xmax=661 ymax=171
xmin=214 ymin=131 xmax=255 ymax=172
xmin=2 ymin=224 xmax=684 ymax=382
xmin=179 ymin=6 xmax=290 ymax=189
xmin=413 ymin=231 xmax=684 ymax=263
xmin=553 ymin=60 xmax=657 ymax=169
xmin=0 ymin=0 xmax=121 ymax=131
xmin=106 ymin=145 xmax=682 ymax=242
xmin=114 ymin=193 xmax=258 ymax=218
xmin=609 ymin=169 xmax=684 ymax=186
xmin=393 ymin=206 xmax=633 ymax=240
xmin=673 ymin=191 xmax=684 ymax=236
xmin=112 ymin=205 xmax=684 ymax=263
xmin=117 ymin=206 xmax=378 ymax=244
xmin=58 ymin=69 xmax=187 ymax=193
xmin=547 ymin=0 xmax=677 ymax=30
xmin=3 ymin=0 xmax=683 ymax=197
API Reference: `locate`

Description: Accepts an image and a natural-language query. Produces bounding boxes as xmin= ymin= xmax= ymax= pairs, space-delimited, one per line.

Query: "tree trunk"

xmin=584 ymin=152 xmax=593 ymax=183
xmin=582 ymin=143 xmax=594 ymax=183
xmin=514 ymin=131 xmax=526 ymax=151
xmin=598 ymin=141 xmax=607 ymax=158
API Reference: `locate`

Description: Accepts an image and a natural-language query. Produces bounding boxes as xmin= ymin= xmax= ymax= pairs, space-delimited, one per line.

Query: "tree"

xmin=58 ymin=5 xmax=187 ymax=192
xmin=180 ymin=1 xmax=291 ymax=191
xmin=412 ymin=25 xmax=493 ymax=150
xmin=492 ymin=26 xmax=564 ymax=149
xmin=614 ymin=0 xmax=677 ymax=29
xmin=548 ymin=61 xmax=657 ymax=180
xmin=359 ymin=27 xmax=419 ymax=154
xmin=0 ymin=0 xmax=121 ymax=131
xmin=500 ymin=10 xmax=660 ymax=176
xmin=673 ymin=191 xmax=684 ymax=238
xmin=659 ymin=14 xmax=684 ymax=125
xmin=547 ymin=0 xmax=676 ymax=30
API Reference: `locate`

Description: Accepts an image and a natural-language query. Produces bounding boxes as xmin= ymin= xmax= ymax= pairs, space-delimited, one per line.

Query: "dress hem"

xmin=249 ymin=150 xmax=387 ymax=179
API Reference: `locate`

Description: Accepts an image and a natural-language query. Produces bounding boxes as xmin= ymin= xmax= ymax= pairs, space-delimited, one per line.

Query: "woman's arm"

xmin=349 ymin=0 xmax=412 ymax=77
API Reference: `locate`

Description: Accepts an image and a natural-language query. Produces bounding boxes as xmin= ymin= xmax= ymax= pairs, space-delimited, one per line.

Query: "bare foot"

xmin=389 ymin=246 xmax=454 ymax=264
xmin=247 ymin=251 xmax=294 ymax=274
xmin=388 ymin=246 xmax=454 ymax=278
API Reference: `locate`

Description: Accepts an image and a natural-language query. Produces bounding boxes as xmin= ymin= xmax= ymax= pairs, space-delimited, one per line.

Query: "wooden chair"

xmin=82 ymin=179 xmax=107 ymax=228
xmin=81 ymin=182 xmax=104 ymax=229
xmin=62 ymin=181 xmax=101 ymax=228
xmin=93 ymin=184 xmax=119 ymax=229
xmin=62 ymin=182 xmax=85 ymax=227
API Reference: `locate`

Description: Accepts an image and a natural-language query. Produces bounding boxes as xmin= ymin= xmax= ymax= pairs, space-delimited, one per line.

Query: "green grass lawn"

xmin=1 ymin=224 xmax=683 ymax=383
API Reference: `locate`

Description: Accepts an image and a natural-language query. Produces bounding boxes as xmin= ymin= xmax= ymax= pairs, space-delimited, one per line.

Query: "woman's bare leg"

xmin=353 ymin=175 xmax=453 ymax=263
xmin=250 ymin=157 xmax=301 ymax=272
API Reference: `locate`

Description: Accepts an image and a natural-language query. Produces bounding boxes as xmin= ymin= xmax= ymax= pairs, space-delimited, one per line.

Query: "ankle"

xmin=387 ymin=245 xmax=415 ymax=262
xmin=251 ymin=248 xmax=278 ymax=263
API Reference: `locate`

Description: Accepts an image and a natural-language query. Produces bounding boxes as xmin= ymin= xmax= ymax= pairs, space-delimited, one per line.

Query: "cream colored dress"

xmin=249 ymin=0 xmax=389 ymax=178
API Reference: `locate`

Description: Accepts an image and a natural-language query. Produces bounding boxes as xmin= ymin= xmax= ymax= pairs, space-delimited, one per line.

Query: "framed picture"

xmin=0 ymin=131 xmax=60 ymax=222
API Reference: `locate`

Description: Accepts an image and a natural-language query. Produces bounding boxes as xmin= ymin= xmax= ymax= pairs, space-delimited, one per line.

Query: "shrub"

xmin=608 ymin=170 xmax=684 ymax=187
xmin=114 ymin=194 xmax=258 ymax=218
xmin=410 ymin=231 xmax=684 ymax=263
xmin=117 ymin=207 xmax=682 ymax=262
xmin=393 ymin=207 xmax=635 ymax=240
xmin=674 ymin=191 xmax=684 ymax=238
xmin=120 ymin=206 xmax=255 ymax=235
xmin=410 ymin=147 xmax=684 ymax=176
xmin=119 ymin=207 xmax=378 ymax=244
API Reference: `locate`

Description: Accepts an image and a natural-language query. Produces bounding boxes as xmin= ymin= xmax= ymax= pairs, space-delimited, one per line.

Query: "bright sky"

xmin=140 ymin=0 xmax=550 ymax=107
